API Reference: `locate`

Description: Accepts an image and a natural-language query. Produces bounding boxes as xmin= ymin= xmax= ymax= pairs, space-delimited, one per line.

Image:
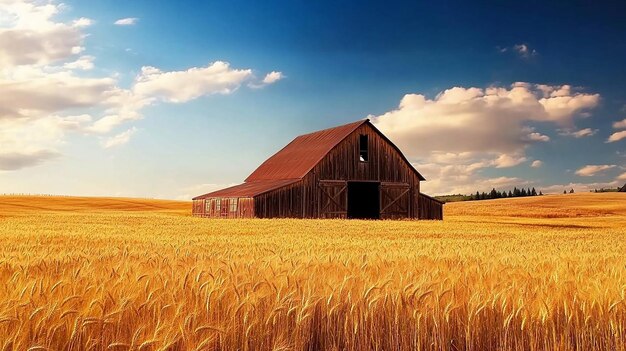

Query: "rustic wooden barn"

xmin=193 ymin=119 xmax=443 ymax=220
xmin=620 ymin=184 xmax=626 ymax=192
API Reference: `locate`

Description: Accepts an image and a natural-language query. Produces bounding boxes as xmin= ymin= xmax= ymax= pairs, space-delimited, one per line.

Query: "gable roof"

xmin=245 ymin=119 xmax=425 ymax=182
xmin=193 ymin=119 xmax=425 ymax=200
xmin=620 ymin=183 xmax=626 ymax=192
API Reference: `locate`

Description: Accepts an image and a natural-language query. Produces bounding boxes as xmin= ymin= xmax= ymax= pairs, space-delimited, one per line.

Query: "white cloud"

xmin=262 ymin=71 xmax=283 ymax=84
xmin=102 ymin=127 xmax=137 ymax=148
xmin=63 ymin=55 xmax=95 ymax=70
xmin=371 ymin=83 xmax=600 ymax=195
xmin=558 ymin=128 xmax=598 ymax=138
xmin=0 ymin=1 xmax=89 ymax=67
xmin=492 ymin=154 xmax=527 ymax=168
xmin=114 ymin=17 xmax=138 ymax=26
xmin=526 ymin=132 xmax=550 ymax=142
xmin=133 ymin=61 xmax=253 ymax=103
xmin=372 ymin=83 xmax=598 ymax=160
xmin=72 ymin=17 xmax=93 ymax=27
xmin=498 ymin=44 xmax=537 ymax=58
xmin=0 ymin=1 xmax=281 ymax=170
xmin=617 ymin=172 xmax=626 ymax=181
xmin=613 ymin=118 xmax=626 ymax=129
xmin=575 ymin=165 xmax=616 ymax=177
xmin=607 ymin=131 xmax=626 ymax=143
xmin=531 ymin=160 xmax=543 ymax=168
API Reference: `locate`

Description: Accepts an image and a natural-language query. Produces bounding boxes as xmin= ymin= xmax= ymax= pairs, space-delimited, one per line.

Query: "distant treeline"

xmin=592 ymin=188 xmax=620 ymax=193
xmin=435 ymin=187 xmax=543 ymax=203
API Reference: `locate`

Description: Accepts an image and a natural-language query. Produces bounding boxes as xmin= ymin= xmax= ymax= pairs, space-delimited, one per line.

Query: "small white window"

xmin=229 ymin=198 xmax=238 ymax=212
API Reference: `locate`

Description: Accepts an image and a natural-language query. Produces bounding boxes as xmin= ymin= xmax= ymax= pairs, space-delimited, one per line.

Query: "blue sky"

xmin=0 ymin=0 xmax=625 ymax=198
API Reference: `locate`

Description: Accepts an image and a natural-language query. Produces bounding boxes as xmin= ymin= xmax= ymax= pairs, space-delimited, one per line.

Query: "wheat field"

xmin=0 ymin=193 xmax=624 ymax=350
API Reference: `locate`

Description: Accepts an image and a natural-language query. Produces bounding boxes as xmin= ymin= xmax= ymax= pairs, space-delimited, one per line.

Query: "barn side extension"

xmin=193 ymin=119 xmax=444 ymax=220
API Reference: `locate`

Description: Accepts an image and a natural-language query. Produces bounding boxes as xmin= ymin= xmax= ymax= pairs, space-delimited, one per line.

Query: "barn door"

xmin=380 ymin=183 xmax=410 ymax=219
xmin=318 ymin=180 xmax=347 ymax=218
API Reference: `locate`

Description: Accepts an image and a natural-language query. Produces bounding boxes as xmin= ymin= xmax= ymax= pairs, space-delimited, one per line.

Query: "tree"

xmin=527 ymin=188 xmax=532 ymax=196
xmin=502 ymin=191 xmax=508 ymax=198
xmin=513 ymin=187 xmax=520 ymax=197
xmin=490 ymin=188 xmax=498 ymax=199
xmin=569 ymin=188 xmax=574 ymax=194
xmin=482 ymin=192 xmax=487 ymax=200
xmin=521 ymin=188 xmax=527 ymax=197
xmin=564 ymin=190 xmax=567 ymax=194
xmin=531 ymin=187 xmax=537 ymax=196
xmin=508 ymin=190 xmax=513 ymax=197
xmin=475 ymin=191 xmax=480 ymax=200
xmin=539 ymin=191 xmax=543 ymax=196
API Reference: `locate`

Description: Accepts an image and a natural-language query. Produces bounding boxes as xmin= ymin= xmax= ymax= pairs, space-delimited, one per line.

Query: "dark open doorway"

xmin=347 ymin=182 xmax=380 ymax=219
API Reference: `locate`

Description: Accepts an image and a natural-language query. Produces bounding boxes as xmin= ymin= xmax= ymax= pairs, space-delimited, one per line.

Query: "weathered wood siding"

xmin=418 ymin=193 xmax=443 ymax=220
xmin=192 ymin=198 xmax=254 ymax=218
xmin=307 ymin=123 xmax=422 ymax=218
xmin=254 ymin=181 xmax=303 ymax=218
xmin=256 ymin=123 xmax=428 ymax=219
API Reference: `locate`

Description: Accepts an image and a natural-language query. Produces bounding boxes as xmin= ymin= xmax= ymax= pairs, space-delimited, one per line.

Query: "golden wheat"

xmin=0 ymin=193 xmax=624 ymax=350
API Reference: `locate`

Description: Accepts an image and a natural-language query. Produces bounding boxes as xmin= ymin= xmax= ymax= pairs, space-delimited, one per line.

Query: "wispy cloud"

xmin=114 ymin=17 xmax=138 ymax=26
xmin=558 ymin=128 xmax=598 ymax=138
xmin=531 ymin=160 xmax=543 ymax=168
xmin=575 ymin=164 xmax=616 ymax=177
xmin=102 ymin=127 xmax=137 ymax=148
xmin=498 ymin=43 xmax=538 ymax=58
xmin=613 ymin=118 xmax=626 ymax=129
xmin=607 ymin=130 xmax=626 ymax=143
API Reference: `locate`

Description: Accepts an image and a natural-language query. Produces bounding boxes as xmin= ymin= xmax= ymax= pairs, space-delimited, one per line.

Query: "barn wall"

xmin=254 ymin=181 xmax=304 ymax=218
xmin=303 ymin=123 xmax=423 ymax=219
xmin=192 ymin=197 xmax=254 ymax=218
xmin=418 ymin=193 xmax=443 ymax=220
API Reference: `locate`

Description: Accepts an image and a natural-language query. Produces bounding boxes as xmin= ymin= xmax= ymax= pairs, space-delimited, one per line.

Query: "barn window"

xmin=215 ymin=199 xmax=221 ymax=213
xmin=229 ymin=198 xmax=238 ymax=212
xmin=359 ymin=134 xmax=369 ymax=162
xmin=205 ymin=199 xmax=212 ymax=213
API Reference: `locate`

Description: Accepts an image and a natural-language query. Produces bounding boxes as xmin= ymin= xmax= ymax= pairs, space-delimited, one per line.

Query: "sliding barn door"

xmin=318 ymin=180 xmax=347 ymax=218
xmin=380 ymin=182 xmax=410 ymax=219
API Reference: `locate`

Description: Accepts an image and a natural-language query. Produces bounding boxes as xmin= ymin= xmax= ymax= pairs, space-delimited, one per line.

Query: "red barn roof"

xmin=193 ymin=119 xmax=424 ymax=200
xmin=193 ymin=179 xmax=299 ymax=199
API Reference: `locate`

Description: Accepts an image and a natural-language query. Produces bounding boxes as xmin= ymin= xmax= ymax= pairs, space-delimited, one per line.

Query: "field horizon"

xmin=1 ymin=193 xmax=625 ymax=350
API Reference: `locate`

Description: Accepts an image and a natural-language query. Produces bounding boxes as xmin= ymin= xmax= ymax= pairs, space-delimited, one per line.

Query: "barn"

xmin=192 ymin=119 xmax=443 ymax=220
xmin=620 ymin=184 xmax=626 ymax=192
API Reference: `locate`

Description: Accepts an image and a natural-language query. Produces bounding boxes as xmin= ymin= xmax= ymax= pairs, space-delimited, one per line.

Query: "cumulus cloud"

xmin=0 ymin=1 xmax=89 ymax=67
xmin=558 ymin=128 xmax=598 ymax=138
xmin=114 ymin=17 xmax=138 ymax=26
xmin=102 ymin=127 xmax=137 ymax=148
xmin=372 ymin=83 xmax=598 ymax=159
xmin=575 ymin=165 xmax=616 ymax=177
xmin=613 ymin=118 xmax=626 ymax=129
xmin=618 ymin=172 xmax=626 ymax=181
xmin=133 ymin=62 xmax=253 ymax=103
xmin=607 ymin=131 xmax=626 ymax=143
xmin=531 ymin=160 xmax=543 ymax=168
xmin=371 ymin=83 xmax=600 ymax=194
xmin=0 ymin=1 xmax=281 ymax=170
